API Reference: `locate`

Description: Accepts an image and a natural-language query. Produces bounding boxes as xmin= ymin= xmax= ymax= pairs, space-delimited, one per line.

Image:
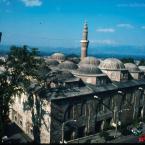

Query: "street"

xmin=108 ymin=134 xmax=139 ymax=143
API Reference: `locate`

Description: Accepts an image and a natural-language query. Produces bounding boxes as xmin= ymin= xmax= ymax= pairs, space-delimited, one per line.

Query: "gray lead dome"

xmin=79 ymin=56 xmax=100 ymax=66
xmin=45 ymin=59 xmax=59 ymax=66
xmin=124 ymin=63 xmax=140 ymax=72
xmin=58 ymin=60 xmax=78 ymax=70
xmin=99 ymin=58 xmax=125 ymax=70
xmin=76 ymin=64 xmax=102 ymax=75
xmin=51 ymin=53 xmax=65 ymax=61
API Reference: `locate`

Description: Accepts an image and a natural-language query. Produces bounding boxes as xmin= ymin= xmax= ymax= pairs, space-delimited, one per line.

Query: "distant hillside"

xmin=0 ymin=44 xmax=145 ymax=59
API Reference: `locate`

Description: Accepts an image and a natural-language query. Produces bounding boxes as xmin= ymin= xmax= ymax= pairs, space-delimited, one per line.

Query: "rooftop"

xmin=51 ymin=53 xmax=65 ymax=61
xmin=99 ymin=58 xmax=126 ymax=70
xmin=124 ymin=63 xmax=140 ymax=72
xmin=58 ymin=60 xmax=78 ymax=70
xmin=79 ymin=56 xmax=100 ymax=66
xmin=75 ymin=64 xmax=103 ymax=75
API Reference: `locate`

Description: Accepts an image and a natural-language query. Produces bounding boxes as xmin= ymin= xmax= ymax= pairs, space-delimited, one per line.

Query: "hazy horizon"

xmin=1 ymin=44 xmax=145 ymax=60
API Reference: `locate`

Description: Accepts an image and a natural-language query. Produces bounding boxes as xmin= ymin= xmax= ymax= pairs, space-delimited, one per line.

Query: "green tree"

xmin=0 ymin=45 xmax=41 ymax=143
xmin=0 ymin=45 xmax=65 ymax=143
xmin=121 ymin=58 xmax=134 ymax=63
xmin=139 ymin=59 xmax=145 ymax=66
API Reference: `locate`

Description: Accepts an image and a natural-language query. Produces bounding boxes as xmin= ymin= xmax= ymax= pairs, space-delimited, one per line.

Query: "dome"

xmin=139 ymin=66 xmax=145 ymax=72
xmin=76 ymin=64 xmax=102 ymax=75
xmin=45 ymin=59 xmax=59 ymax=66
xmin=99 ymin=58 xmax=125 ymax=70
xmin=48 ymin=70 xmax=75 ymax=82
xmin=124 ymin=63 xmax=140 ymax=72
xmin=58 ymin=60 xmax=78 ymax=70
xmin=51 ymin=53 xmax=65 ymax=61
xmin=79 ymin=56 xmax=100 ymax=66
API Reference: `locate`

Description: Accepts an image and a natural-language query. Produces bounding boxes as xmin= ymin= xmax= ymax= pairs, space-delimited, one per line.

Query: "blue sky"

xmin=1 ymin=0 xmax=145 ymax=48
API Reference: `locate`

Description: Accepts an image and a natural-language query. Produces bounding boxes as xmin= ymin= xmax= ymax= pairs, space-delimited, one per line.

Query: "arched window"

xmin=65 ymin=105 xmax=73 ymax=120
xmin=81 ymin=103 xmax=86 ymax=116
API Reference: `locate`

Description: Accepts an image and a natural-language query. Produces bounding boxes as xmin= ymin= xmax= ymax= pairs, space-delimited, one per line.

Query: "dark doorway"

xmin=95 ymin=120 xmax=102 ymax=133
xmin=64 ymin=129 xmax=73 ymax=141
xmin=78 ymin=126 xmax=85 ymax=138
xmin=104 ymin=118 xmax=112 ymax=130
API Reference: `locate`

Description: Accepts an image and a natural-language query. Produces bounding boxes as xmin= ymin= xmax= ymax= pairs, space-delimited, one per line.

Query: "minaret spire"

xmin=80 ymin=21 xmax=89 ymax=60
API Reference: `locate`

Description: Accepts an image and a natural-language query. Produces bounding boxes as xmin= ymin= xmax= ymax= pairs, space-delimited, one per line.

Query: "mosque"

xmin=9 ymin=22 xmax=145 ymax=143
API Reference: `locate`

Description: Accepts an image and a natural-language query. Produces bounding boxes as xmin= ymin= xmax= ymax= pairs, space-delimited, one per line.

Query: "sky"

xmin=1 ymin=0 xmax=145 ymax=48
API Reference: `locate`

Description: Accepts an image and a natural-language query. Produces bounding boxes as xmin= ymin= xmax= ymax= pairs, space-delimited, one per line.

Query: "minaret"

xmin=80 ymin=21 xmax=89 ymax=60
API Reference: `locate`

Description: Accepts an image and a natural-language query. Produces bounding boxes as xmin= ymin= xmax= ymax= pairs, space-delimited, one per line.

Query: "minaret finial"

xmin=84 ymin=20 xmax=87 ymax=28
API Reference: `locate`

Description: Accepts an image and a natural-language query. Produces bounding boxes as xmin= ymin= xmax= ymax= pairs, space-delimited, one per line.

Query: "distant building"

xmin=9 ymin=22 xmax=145 ymax=143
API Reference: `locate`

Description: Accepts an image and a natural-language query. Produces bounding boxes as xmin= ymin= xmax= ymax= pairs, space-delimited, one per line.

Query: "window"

xmin=14 ymin=116 xmax=17 ymax=122
xmin=124 ymin=73 xmax=128 ymax=79
xmin=98 ymin=103 xmax=103 ymax=113
xmin=30 ymin=128 xmax=33 ymax=135
xmin=101 ymin=80 xmax=104 ymax=85
xmin=111 ymin=72 xmax=116 ymax=79
xmin=66 ymin=105 xmax=73 ymax=119
xmin=103 ymin=97 xmax=110 ymax=112
xmin=121 ymin=95 xmax=126 ymax=106
xmin=19 ymin=120 xmax=23 ymax=126
xmin=126 ymin=93 xmax=131 ymax=103
xmin=81 ymin=103 xmax=86 ymax=116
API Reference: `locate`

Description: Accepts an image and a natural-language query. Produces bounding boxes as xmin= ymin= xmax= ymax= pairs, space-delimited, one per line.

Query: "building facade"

xmin=8 ymin=22 xmax=145 ymax=143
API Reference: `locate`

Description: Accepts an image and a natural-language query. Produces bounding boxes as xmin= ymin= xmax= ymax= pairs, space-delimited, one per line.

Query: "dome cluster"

xmin=124 ymin=63 xmax=140 ymax=72
xmin=58 ymin=60 xmax=78 ymax=70
xmin=99 ymin=58 xmax=125 ymax=70
xmin=79 ymin=56 xmax=100 ymax=66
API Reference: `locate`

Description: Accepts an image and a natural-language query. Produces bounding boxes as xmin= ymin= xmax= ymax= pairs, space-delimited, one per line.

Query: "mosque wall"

xmin=9 ymin=92 xmax=51 ymax=143
xmin=50 ymin=86 xmax=145 ymax=143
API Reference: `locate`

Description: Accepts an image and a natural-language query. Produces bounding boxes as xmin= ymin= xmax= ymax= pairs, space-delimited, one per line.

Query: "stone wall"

xmin=9 ymin=92 xmax=51 ymax=143
xmin=50 ymin=86 xmax=145 ymax=143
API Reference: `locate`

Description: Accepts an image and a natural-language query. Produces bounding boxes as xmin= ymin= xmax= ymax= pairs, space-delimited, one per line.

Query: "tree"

xmin=121 ymin=58 xmax=134 ymax=63
xmin=139 ymin=59 xmax=145 ymax=66
xmin=0 ymin=45 xmax=41 ymax=143
xmin=0 ymin=45 xmax=67 ymax=143
xmin=0 ymin=58 xmax=23 ymax=142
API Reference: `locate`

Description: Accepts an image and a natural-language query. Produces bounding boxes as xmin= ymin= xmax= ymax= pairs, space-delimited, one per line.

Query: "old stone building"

xmin=9 ymin=22 xmax=145 ymax=143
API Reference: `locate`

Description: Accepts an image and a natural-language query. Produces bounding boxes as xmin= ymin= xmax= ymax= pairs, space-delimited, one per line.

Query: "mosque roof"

xmin=58 ymin=60 xmax=78 ymax=70
xmin=99 ymin=58 xmax=126 ymax=70
xmin=45 ymin=59 xmax=59 ymax=66
xmin=75 ymin=64 xmax=103 ymax=75
xmin=51 ymin=53 xmax=65 ymax=60
xmin=124 ymin=63 xmax=140 ymax=72
xmin=79 ymin=56 xmax=100 ymax=66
